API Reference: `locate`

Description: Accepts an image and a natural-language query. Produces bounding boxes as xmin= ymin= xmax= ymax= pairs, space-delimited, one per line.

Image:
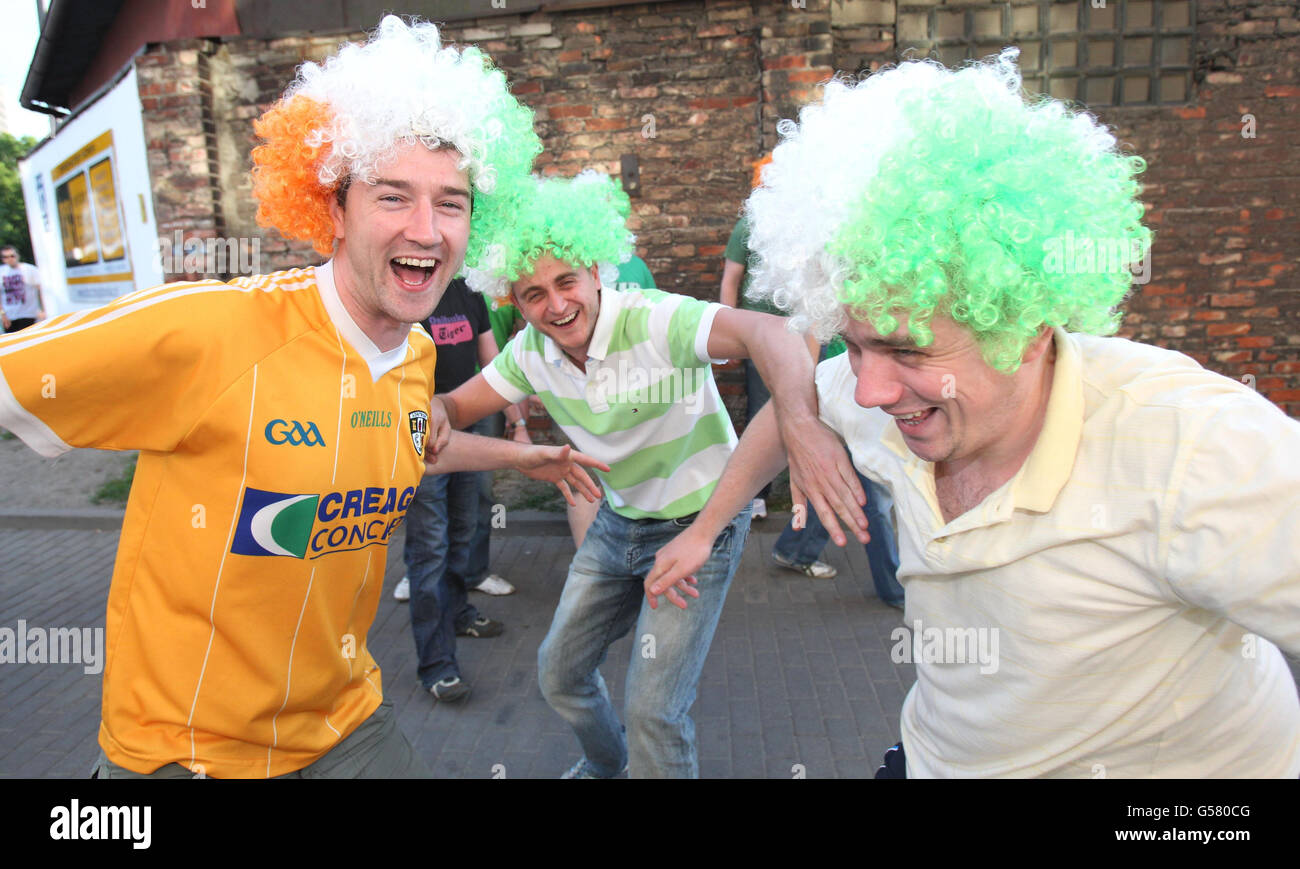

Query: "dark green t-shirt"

xmin=724 ymin=217 xmax=780 ymax=315
xmin=614 ymin=256 xmax=656 ymax=293
xmin=726 ymin=217 xmax=845 ymax=356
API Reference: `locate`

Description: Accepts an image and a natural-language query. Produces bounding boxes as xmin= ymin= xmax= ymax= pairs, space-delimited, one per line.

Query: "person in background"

xmin=720 ymin=157 xmax=780 ymax=521
xmin=614 ymin=254 xmax=656 ymax=293
xmin=722 ymin=159 xmax=902 ymax=604
xmin=1 ymin=246 xmax=46 ymax=333
xmin=463 ymin=295 xmax=533 ymax=593
xmin=395 ymin=293 xmax=528 ymax=603
xmin=395 ymin=278 xmax=516 ymax=703
xmin=773 ymin=336 xmax=905 ymax=608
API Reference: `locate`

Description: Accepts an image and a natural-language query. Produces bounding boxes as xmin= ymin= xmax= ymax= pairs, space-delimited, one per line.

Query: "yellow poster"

xmin=52 ymin=129 xmax=133 ymax=302
xmin=55 ymin=173 xmax=98 ymax=266
xmin=89 ymin=157 xmax=124 ymax=262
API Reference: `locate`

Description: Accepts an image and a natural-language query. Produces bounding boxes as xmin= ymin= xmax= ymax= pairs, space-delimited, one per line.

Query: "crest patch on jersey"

xmin=408 ymin=410 xmax=429 ymax=456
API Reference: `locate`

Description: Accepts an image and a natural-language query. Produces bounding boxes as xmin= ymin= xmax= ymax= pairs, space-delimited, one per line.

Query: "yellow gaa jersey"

xmin=0 ymin=262 xmax=436 ymax=777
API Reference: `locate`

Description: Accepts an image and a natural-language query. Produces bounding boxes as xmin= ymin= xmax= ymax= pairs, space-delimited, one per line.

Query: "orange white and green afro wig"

xmin=745 ymin=49 xmax=1151 ymax=372
xmin=251 ymin=15 xmax=541 ymax=271
xmin=463 ymin=170 xmax=635 ymax=300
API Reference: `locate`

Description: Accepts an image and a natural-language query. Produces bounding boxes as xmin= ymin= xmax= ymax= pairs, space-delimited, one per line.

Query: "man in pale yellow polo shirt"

xmin=645 ymin=51 xmax=1300 ymax=777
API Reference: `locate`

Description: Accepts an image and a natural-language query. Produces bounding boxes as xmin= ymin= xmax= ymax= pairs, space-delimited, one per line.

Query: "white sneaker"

xmin=560 ymin=757 xmax=627 ymax=779
xmin=751 ymin=498 xmax=767 ymax=520
xmin=473 ymin=574 xmax=516 ymax=595
xmin=393 ymin=576 xmax=410 ymax=602
xmin=772 ymin=552 xmax=838 ymax=579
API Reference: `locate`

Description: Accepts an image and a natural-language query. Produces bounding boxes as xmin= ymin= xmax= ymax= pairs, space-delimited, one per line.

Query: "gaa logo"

xmin=265 ymin=418 xmax=326 ymax=447
xmin=409 ymin=410 xmax=428 ymax=457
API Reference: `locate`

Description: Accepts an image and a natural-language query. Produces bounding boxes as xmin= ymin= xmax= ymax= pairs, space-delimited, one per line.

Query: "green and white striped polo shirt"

xmin=482 ymin=287 xmax=737 ymax=520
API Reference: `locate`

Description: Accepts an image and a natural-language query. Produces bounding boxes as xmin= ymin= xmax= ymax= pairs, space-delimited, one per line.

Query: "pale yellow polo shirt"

xmin=816 ymin=327 xmax=1300 ymax=777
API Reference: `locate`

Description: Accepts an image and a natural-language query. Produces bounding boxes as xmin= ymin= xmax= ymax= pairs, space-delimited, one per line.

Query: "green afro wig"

xmin=464 ymin=170 xmax=635 ymax=298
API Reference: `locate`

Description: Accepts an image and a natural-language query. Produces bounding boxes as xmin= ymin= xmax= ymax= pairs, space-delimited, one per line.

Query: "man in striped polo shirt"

xmin=440 ymin=172 xmax=867 ymax=778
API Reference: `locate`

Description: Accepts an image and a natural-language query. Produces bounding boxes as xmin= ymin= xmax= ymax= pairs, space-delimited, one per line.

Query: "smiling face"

xmin=509 ymin=254 xmax=602 ymax=364
xmin=842 ymin=308 xmax=1054 ymax=471
xmin=327 ymin=143 xmax=471 ymax=350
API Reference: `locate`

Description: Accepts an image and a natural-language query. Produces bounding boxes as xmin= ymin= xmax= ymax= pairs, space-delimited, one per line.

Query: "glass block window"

xmin=897 ymin=0 xmax=1196 ymax=106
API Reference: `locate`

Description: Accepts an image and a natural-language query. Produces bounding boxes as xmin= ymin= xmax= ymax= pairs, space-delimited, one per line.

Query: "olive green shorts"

xmin=92 ymin=698 xmax=430 ymax=779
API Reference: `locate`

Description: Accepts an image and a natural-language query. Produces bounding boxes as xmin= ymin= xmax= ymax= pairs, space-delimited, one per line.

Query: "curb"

xmin=0 ymin=509 xmax=798 ymax=535
xmin=0 ymin=508 xmax=576 ymax=535
xmin=492 ymin=509 xmax=571 ymax=536
xmin=0 ymin=509 xmax=127 ymax=531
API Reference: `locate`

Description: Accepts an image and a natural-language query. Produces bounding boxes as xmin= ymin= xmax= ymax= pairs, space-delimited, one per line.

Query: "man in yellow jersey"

xmin=0 ymin=17 xmax=603 ymax=779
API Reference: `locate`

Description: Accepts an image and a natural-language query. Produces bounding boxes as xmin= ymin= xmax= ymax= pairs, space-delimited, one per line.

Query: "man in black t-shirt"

xmin=400 ymin=279 xmax=505 ymax=702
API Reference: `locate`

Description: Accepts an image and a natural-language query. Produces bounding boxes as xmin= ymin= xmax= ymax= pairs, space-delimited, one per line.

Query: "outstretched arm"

xmin=427 ymin=430 xmax=608 ymax=507
xmin=707 ymin=307 xmax=869 ymax=546
xmin=645 ymin=403 xmax=789 ymax=609
xmin=425 ymin=372 xmax=514 ymax=464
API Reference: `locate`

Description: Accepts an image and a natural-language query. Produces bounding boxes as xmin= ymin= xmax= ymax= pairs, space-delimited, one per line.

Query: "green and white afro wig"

xmin=744 ymin=48 xmax=1151 ymax=372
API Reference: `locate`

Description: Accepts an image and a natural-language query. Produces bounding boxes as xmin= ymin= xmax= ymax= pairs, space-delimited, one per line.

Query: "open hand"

xmin=518 ymin=444 xmax=609 ymax=506
xmin=644 ymin=527 xmax=712 ymax=610
xmin=780 ymin=417 xmax=869 ymax=546
xmin=423 ymin=397 xmax=453 ymax=464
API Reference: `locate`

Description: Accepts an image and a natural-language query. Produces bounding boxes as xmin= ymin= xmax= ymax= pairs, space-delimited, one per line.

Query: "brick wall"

xmin=136 ymin=39 xmax=226 ymax=282
xmin=1108 ymin=0 xmax=1300 ymax=416
xmin=131 ymin=0 xmax=1299 ymax=423
xmin=831 ymin=0 xmax=897 ymax=74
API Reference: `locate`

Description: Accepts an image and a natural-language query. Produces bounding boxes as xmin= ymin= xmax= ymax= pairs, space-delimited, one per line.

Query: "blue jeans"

xmin=403 ymin=468 xmax=482 ymax=688
xmin=858 ymin=476 xmax=903 ymax=607
xmin=537 ymin=502 xmax=752 ymax=778
xmin=463 ymin=415 xmax=501 ymax=585
xmin=772 ymin=471 xmax=903 ymax=607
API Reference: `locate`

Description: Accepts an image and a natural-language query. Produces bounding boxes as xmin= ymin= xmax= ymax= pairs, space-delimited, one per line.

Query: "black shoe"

xmin=457 ymin=616 xmax=504 ymax=638
xmin=429 ymin=676 xmax=470 ymax=702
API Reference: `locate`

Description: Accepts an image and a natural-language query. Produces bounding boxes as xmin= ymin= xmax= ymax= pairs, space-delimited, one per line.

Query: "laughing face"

xmin=328 ymin=143 xmax=472 ymax=350
xmin=509 ymin=254 xmax=602 ymax=366
xmin=841 ymin=309 xmax=1052 ymax=470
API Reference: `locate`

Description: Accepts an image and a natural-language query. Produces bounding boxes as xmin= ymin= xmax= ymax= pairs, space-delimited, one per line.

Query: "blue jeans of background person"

xmin=857 ymin=475 xmax=903 ymax=606
xmin=403 ymin=466 xmax=482 ymax=689
xmin=537 ymin=502 xmax=752 ymax=778
xmin=743 ymin=359 xmax=773 ymax=500
xmin=463 ymin=414 xmax=502 ymax=585
xmin=772 ymin=471 xmax=903 ymax=607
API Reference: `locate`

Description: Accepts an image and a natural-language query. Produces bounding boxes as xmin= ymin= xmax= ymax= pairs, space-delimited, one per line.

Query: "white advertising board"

xmin=18 ymin=66 xmax=163 ymax=316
